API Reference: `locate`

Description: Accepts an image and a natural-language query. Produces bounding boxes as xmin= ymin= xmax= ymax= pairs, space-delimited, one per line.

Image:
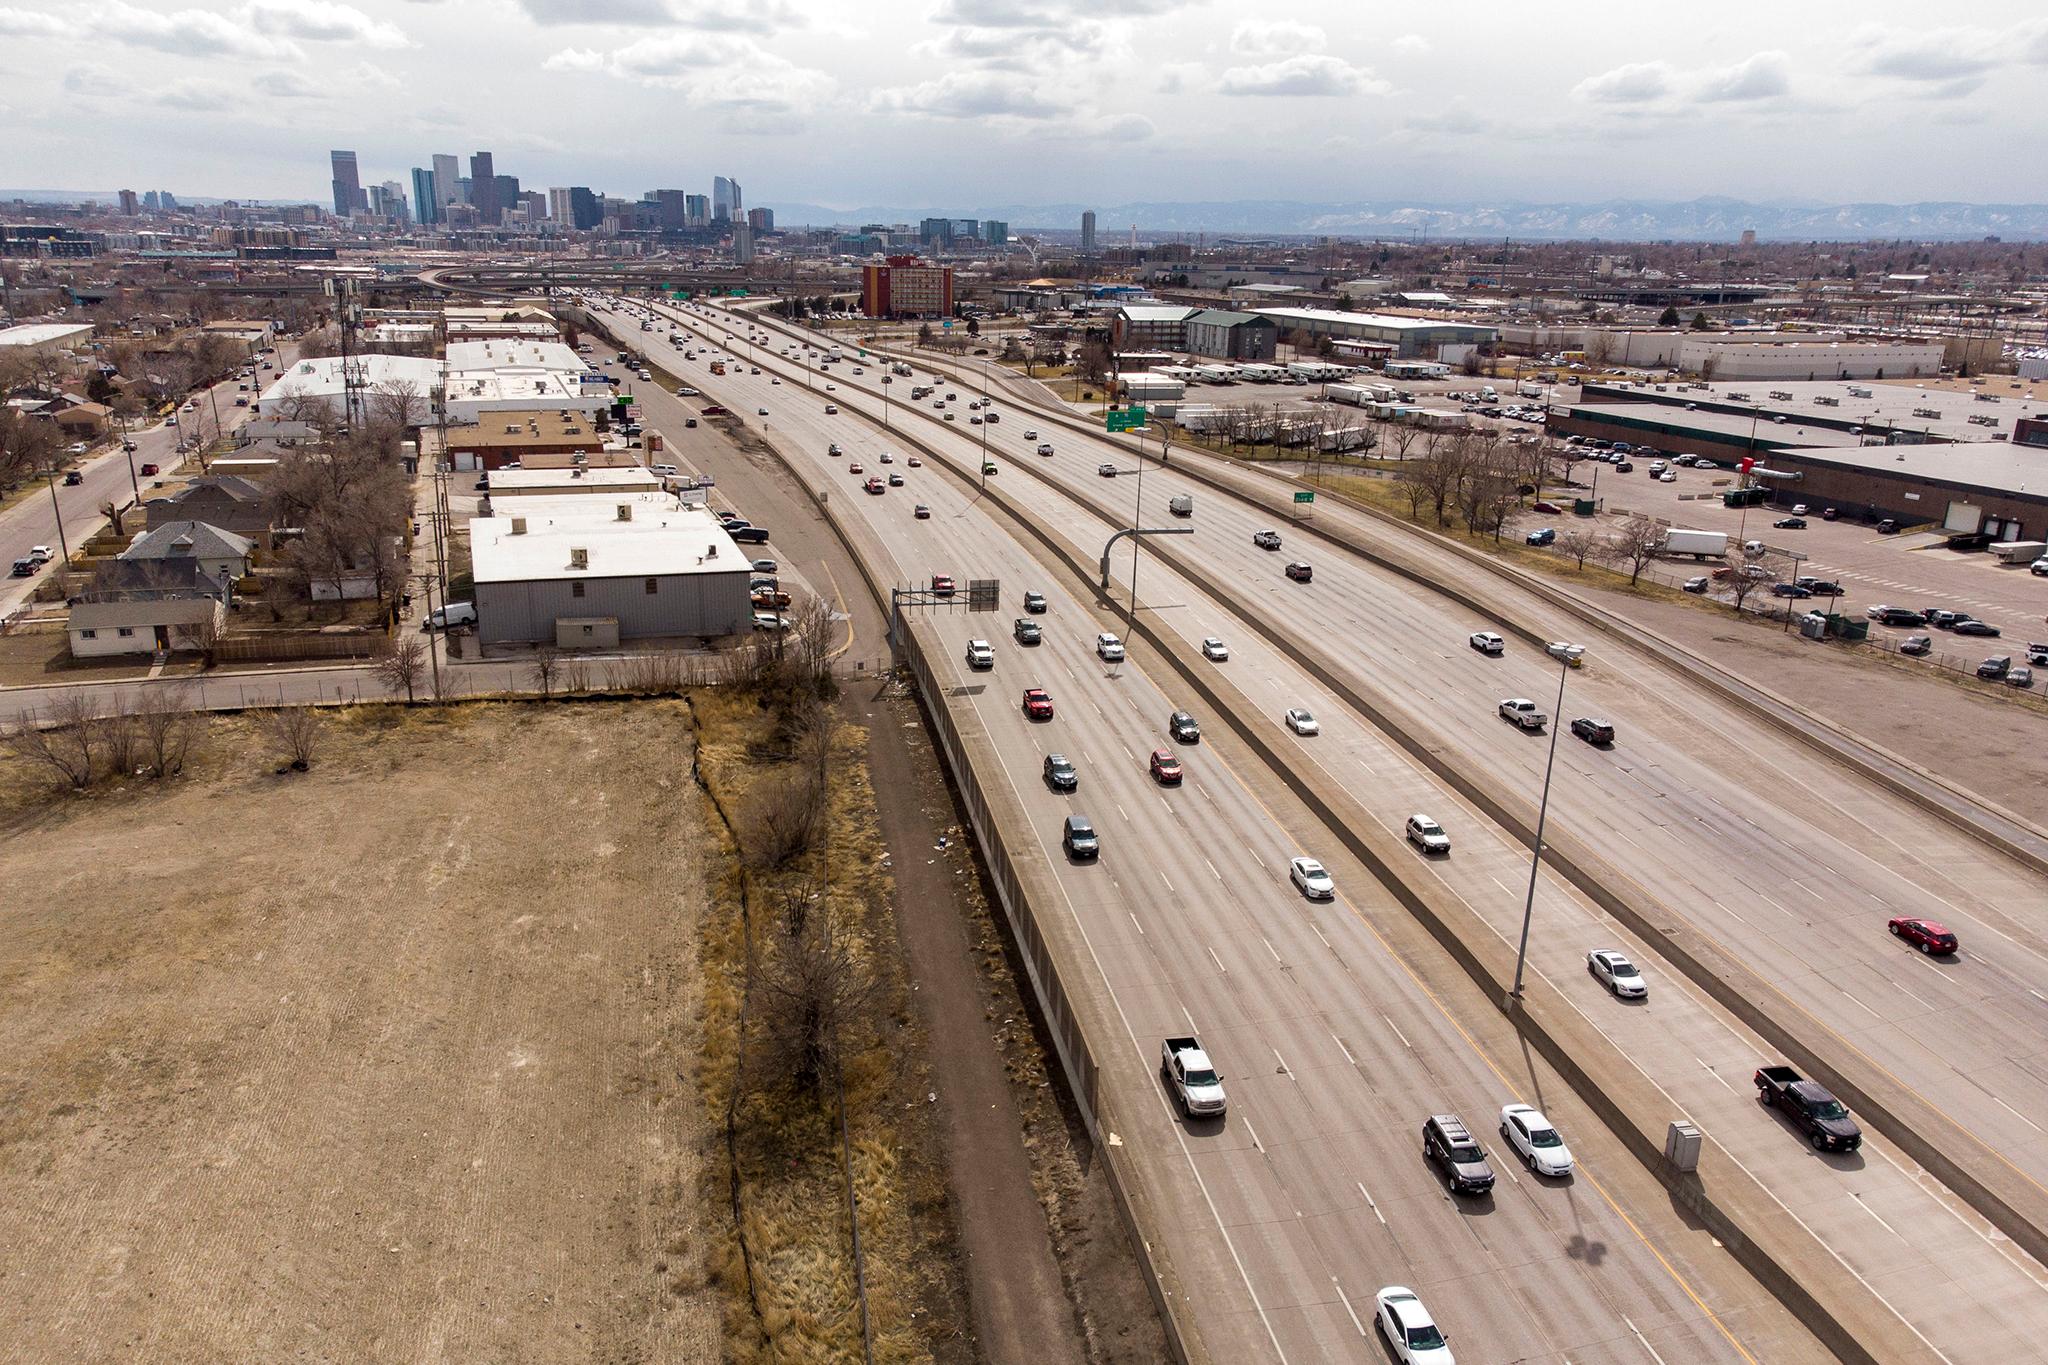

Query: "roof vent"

xmin=616 ymin=503 xmax=632 ymax=521
xmin=569 ymin=547 xmax=589 ymax=570
xmin=510 ymin=517 xmax=527 ymax=535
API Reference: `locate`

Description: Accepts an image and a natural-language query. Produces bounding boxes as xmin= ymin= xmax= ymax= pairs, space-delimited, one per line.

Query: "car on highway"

xmin=1022 ymin=591 xmax=1047 ymax=614
xmin=1498 ymin=698 xmax=1547 ymax=730
xmin=1284 ymin=707 xmax=1319 ymax=735
xmin=1094 ymin=632 xmax=1125 ymax=662
xmin=864 ymin=477 xmax=885 ymax=495
xmin=10 ymin=557 xmax=36 ymax=577
xmin=1570 ymin=717 xmax=1615 ymax=745
xmin=1587 ymin=949 xmax=1647 ymax=998
xmin=1468 ymin=631 xmax=1504 ymax=656
xmin=1499 ymin=1104 xmax=1574 ymax=1177
xmin=1097 ymin=462 xmax=1118 ymax=478
xmin=1252 ymin=529 xmax=1282 ymax=551
xmin=1284 ymin=560 xmax=1313 ymax=582
xmin=1374 ymin=1286 xmax=1453 ymax=1365
xmin=848 ymin=462 xmax=863 ymax=474
xmin=1149 ymin=749 xmax=1184 ymax=785
xmin=824 ymin=404 xmax=838 ymax=414
xmin=1755 ymin=1066 xmax=1863 ymax=1152
xmin=888 ymin=472 xmax=904 ymax=487
xmin=1288 ymin=856 xmax=1334 ymax=900
xmin=1422 ymin=1113 xmax=1495 ymax=1196
xmin=1405 ymin=815 xmax=1450 ymax=855
xmin=756 ymin=407 xmax=768 ymax=415
xmin=1023 ymin=429 xmax=1037 ymax=439
xmin=1042 ymin=753 xmax=1078 ymax=792
xmin=1022 ymin=687 xmax=1054 ymax=720
xmin=1955 ymin=619 xmax=2002 ymax=637
xmin=1201 ymin=636 xmax=1229 ymax=661
xmin=963 ymin=639 xmax=994 ymax=671
xmin=1683 ymin=576 xmax=1709 ymax=593
xmin=1888 ymin=916 xmax=1958 ymax=954
xmin=1167 ymin=710 xmax=1201 ymax=743
xmin=880 ymin=452 xmax=894 ymax=463
xmin=1773 ymin=517 xmax=1807 ymax=530
xmin=1012 ymin=617 xmax=1041 ymax=644
xmin=982 ymin=461 xmax=998 ymax=476
xmin=914 ymin=503 xmax=931 ymax=519
xmin=1036 ymin=442 xmax=1054 ymax=456
xmin=1898 ymin=635 xmax=1933 ymax=655
xmin=906 ymin=456 xmax=921 ymax=467
xmin=827 ymin=443 xmax=843 ymax=455
xmin=1061 ymin=814 xmax=1098 ymax=859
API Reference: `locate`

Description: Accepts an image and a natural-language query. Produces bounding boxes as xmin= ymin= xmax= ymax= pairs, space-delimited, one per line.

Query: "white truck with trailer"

xmin=1658 ymin=528 xmax=1729 ymax=559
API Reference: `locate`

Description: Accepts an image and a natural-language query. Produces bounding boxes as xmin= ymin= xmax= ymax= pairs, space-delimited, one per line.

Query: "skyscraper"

xmin=982 ymin=220 xmax=1008 ymax=245
xmin=1080 ymin=210 xmax=1096 ymax=252
xmin=652 ymin=189 xmax=689 ymax=230
xmin=713 ymin=176 xmax=739 ymax=222
xmin=330 ymin=150 xmax=362 ymax=217
xmin=734 ymin=222 xmax=755 ymax=265
xmin=494 ymin=174 xmax=520 ymax=217
xmin=747 ymin=207 xmax=774 ymax=233
xmin=410 ymin=167 xmax=439 ymax=225
xmin=432 ymin=153 xmax=461 ymax=212
xmin=469 ymin=151 xmax=497 ymax=224
xmin=684 ymin=193 xmax=709 ymax=228
xmin=568 ymin=187 xmax=601 ymax=230
xmin=117 ymin=189 xmax=138 ymax=217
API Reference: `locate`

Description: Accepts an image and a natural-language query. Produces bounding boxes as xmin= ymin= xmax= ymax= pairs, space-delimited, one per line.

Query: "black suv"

xmin=1043 ymin=754 xmax=1078 ymax=792
xmin=1061 ymin=814 xmax=1098 ymax=859
xmin=1013 ymin=618 xmax=1042 ymax=645
xmin=1423 ymin=1114 xmax=1495 ymax=1196
xmin=1167 ymin=710 xmax=1200 ymax=744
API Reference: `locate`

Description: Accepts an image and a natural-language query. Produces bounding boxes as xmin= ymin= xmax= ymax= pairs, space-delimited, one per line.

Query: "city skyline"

xmin=1 ymin=0 xmax=2044 ymax=207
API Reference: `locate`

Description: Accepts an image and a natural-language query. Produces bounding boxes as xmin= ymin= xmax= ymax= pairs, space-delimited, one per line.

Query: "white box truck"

xmin=1659 ymin=529 xmax=1729 ymax=558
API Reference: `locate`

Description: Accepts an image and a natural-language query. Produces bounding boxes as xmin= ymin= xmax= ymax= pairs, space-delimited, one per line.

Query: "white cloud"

xmin=541 ymin=46 xmax=605 ymax=71
xmin=151 ymin=78 xmax=241 ymax=110
xmin=243 ymin=0 xmax=410 ymax=48
xmin=254 ymin=69 xmax=322 ymax=98
xmin=1391 ymin=33 xmax=1429 ymax=56
xmin=61 ymin=62 xmax=120 ymax=93
xmin=1853 ymin=24 xmax=2004 ymax=82
xmin=921 ymin=21 xmax=1107 ymax=69
xmin=1229 ymin=19 xmax=1324 ymax=58
xmin=87 ymin=0 xmax=303 ymax=59
xmin=1218 ymin=53 xmax=1388 ymax=97
xmin=934 ymin=0 xmax=1190 ymax=24
xmin=574 ymin=32 xmax=832 ymax=116
xmin=872 ymin=70 xmax=1060 ymax=120
xmin=1696 ymin=50 xmax=1789 ymax=102
xmin=514 ymin=0 xmax=801 ymax=29
xmin=1402 ymin=103 xmax=1490 ymax=136
xmin=0 ymin=7 xmax=67 ymax=37
xmin=1572 ymin=60 xmax=1672 ymax=104
xmin=516 ymin=0 xmax=676 ymax=24
xmin=345 ymin=60 xmax=401 ymax=88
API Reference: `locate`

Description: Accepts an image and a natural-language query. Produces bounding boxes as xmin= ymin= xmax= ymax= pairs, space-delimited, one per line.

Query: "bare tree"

xmin=2 ymin=693 xmax=104 ymax=788
xmin=99 ymin=499 xmax=129 ymax=538
xmin=1403 ymin=431 xmax=1467 ymax=526
xmin=527 ymin=644 xmax=562 ymax=699
xmin=375 ymin=636 xmax=429 ymax=702
xmin=1584 ymin=331 xmax=1616 ymax=370
xmin=369 ymin=378 xmax=428 ymax=433
xmin=1721 ymin=554 xmax=1768 ymax=615
xmin=264 ymin=704 xmax=321 ymax=771
xmin=756 ymin=883 xmax=880 ymax=1097
xmin=1610 ymin=514 xmax=1665 ymax=586
xmin=136 ymin=684 xmax=197 ymax=777
xmin=1555 ymin=526 xmax=1611 ymax=571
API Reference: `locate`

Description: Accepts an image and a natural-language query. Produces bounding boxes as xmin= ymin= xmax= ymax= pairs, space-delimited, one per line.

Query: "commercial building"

xmin=410 ymin=167 xmax=440 ymax=225
xmin=443 ymin=339 xmax=583 ymax=376
xmin=483 ymin=466 xmax=664 ymax=496
xmin=1679 ymin=337 xmax=1943 ymax=381
xmin=1184 ymin=309 xmax=1278 ymax=362
xmin=117 ymin=189 xmax=139 ymax=217
xmin=685 ymin=193 xmax=709 ymax=227
xmin=329 ymin=150 xmax=362 ymax=217
xmin=1568 ymin=379 xmax=2038 ymax=446
xmin=470 ymin=494 xmax=752 ymax=646
xmin=256 ymin=354 xmax=444 ymax=424
xmin=446 ymin=409 xmax=607 ymax=472
xmin=2019 ymin=350 xmax=2048 ymax=382
xmin=470 ymin=151 xmax=498 ymax=224
xmin=713 ymin=176 xmax=740 ymax=221
xmin=982 ymin=219 xmax=1009 ymax=246
xmin=1112 ymin=304 xmax=1198 ymax=351
xmin=1080 ymin=210 xmax=1096 ymax=252
xmin=1247 ymin=306 xmax=1498 ymax=359
xmin=860 ymin=256 xmax=954 ymax=318
xmin=746 ymin=207 xmax=774 ymax=233
xmin=1747 ymin=441 xmax=2048 ymax=540
xmin=0 ymin=321 xmax=95 ymax=356
xmin=432 ymin=153 xmax=461 ymax=214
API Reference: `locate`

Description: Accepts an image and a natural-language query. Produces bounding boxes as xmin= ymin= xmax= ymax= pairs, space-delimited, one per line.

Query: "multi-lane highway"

xmin=586 ymin=291 xmax=2048 ymax=1360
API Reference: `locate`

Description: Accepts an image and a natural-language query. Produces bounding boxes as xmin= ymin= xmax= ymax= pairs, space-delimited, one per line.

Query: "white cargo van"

xmin=424 ymin=601 xmax=478 ymax=631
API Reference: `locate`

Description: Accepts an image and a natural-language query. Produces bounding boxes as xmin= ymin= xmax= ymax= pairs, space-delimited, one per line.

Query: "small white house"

xmin=69 ymin=597 xmax=223 ymax=657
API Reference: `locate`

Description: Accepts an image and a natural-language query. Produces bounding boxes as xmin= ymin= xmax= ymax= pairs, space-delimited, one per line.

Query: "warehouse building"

xmin=256 ymin=354 xmax=443 ymax=423
xmin=1751 ymin=441 xmax=2048 ymax=541
xmin=445 ymin=409 xmax=606 ymax=471
xmin=1678 ymin=337 xmax=1943 ymax=381
xmin=1246 ymin=306 xmax=1497 ymax=359
xmin=470 ymin=493 xmax=751 ymax=647
xmin=0 ymin=321 xmax=95 ymax=356
xmin=1112 ymin=303 xmax=1198 ymax=352
xmin=1184 ymin=309 xmax=1278 ymax=361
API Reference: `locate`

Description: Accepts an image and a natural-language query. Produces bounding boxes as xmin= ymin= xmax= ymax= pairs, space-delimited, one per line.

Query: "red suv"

xmin=1022 ymin=688 xmax=1054 ymax=720
xmin=1888 ymin=917 xmax=1957 ymax=955
xmin=864 ymin=477 xmax=885 ymax=495
xmin=932 ymin=574 xmax=956 ymax=597
xmin=1148 ymin=749 xmax=1183 ymax=785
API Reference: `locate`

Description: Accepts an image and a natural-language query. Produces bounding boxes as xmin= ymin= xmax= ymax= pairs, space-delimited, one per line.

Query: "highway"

xmin=2 ymin=343 xmax=292 ymax=619
xmin=590 ymin=291 xmax=2048 ymax=1359
xmin=582 ymin=296 xmax=1849 ymax=1361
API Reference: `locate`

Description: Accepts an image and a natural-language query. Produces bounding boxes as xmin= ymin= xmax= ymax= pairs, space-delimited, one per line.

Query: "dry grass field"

xmin=0 ymin=702 xmax=721 ymax=1363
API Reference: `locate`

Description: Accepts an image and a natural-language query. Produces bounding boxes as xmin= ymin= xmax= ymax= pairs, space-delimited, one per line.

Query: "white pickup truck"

xmin=1161 ymin=1035 xmax=1227 ymax=1118
xmin=1498 ymin=698 xmax=1548 ymax=731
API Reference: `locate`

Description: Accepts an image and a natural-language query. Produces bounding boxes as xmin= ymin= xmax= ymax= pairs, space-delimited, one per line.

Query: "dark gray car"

xmin=1043 ymin=753 xmax=1077 ymax=791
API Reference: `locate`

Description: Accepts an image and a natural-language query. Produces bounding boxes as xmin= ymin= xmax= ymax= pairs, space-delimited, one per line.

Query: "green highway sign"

xmin=1294 ymin=490 xmax=1316 ymax=504
xmin=1105 ymin=406 xmax=1148 ymax=432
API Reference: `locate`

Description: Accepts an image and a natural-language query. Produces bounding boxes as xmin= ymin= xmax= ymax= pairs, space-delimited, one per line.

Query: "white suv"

xmin=1405 ymin=815 xmax=1450 ymax=855
xmin=1094 ymin=632 xmax=1125 ymax=662
xmin=964 ymin=639 xmax=994 ymax=671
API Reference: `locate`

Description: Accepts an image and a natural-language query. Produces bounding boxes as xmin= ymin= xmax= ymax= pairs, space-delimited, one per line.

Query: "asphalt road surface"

xmin=585 ymin=291 xmax=2048 ymax=1361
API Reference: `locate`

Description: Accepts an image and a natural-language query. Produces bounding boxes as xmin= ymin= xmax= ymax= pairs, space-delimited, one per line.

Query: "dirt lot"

xmin=0 ymin=703 xmax=720 ymax=1363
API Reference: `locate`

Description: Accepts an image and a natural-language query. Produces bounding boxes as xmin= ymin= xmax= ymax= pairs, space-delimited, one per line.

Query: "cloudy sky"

xmin=0 ymin=0 xmax=2042 ymax=212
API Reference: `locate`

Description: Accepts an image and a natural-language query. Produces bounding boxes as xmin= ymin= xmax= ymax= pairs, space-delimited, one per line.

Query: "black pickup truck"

xmin=1755 ymin=1066 xmax=1863 ymax=1151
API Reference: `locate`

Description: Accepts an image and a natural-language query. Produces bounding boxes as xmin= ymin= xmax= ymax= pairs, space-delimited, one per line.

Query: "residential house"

xmin=144 ymin=476 xmax=272 ymax=547
xmin=119 ymin=519 xmax=254 ymax=583
xmin=69 ymin=596 xmax=223 ymax=658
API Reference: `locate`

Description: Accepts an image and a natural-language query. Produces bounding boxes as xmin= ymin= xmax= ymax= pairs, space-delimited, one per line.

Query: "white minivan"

xmin=424 ymin=601 xmax=478 ymax=631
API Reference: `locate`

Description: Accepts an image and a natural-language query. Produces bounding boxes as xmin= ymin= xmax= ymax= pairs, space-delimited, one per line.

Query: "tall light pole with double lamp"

xmin=1509 ymin=643 xmax=1583 ymax=1004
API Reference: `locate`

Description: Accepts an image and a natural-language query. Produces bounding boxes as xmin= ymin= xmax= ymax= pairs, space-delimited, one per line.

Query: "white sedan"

xmin=1468 ymin=631 xmax=1504 ymax=656
xmin=1201 ymin=636 xmax=1229 ymax=661
xmin=1284 ymin=707 xmax=1319 ymax=735
xmin=1288 ymin=856 xmax=1334 ymax=900
xmin=1587 ymin=949 xmax=1648 ymax=998
xmin=1499 ymin=1103 xmax=1574 ymax=1177
xmin=1376 ymin=1286 xmax=1454 ymax=1364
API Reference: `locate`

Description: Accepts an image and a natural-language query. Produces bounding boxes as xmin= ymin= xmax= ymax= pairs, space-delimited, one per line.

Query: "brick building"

xmin=860 ymin=256 xmax=954 ymax=318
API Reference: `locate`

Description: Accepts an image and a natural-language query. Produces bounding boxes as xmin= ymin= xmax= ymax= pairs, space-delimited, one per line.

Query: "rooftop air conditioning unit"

xmin=616 ymin=503 xmax=632 ymax=521
xmin=510 ymin=517 xmax=527 ymax=535
xmin=570 ymin=547 xmax=589 ymax=569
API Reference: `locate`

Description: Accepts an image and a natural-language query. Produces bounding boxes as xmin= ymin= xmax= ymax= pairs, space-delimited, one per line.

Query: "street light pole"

xmin=1509 ymin=649 xmax=1577 ymax=1003
xmin=1127 ymin=454 xmax=1145 ymax=635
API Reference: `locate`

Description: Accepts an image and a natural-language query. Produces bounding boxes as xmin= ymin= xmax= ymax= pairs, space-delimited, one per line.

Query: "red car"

xmin=864 ymin=477 xmax=885 ymax=495
xmin=1532 ymin=500 xmax=1564 ymax=514
xmin=848 ymin=462 xmax=863 ymax=474
xmin=1148 ymin=749 xmax=1183 ymax=785
xmin=139 ymin=462 xmax=160 ymax=476
xmin=1888 ymin=917 xmax=1957 ymax=954
xmin=1022 ymin=687 xmax=1054 ymax=720
xmin=932 ymin=574 xmax=956 ymax=597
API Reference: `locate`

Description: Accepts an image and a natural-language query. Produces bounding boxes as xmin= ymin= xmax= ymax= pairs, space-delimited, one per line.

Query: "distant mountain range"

xmin=761 ymin=197 xmax=2048 ymax=242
